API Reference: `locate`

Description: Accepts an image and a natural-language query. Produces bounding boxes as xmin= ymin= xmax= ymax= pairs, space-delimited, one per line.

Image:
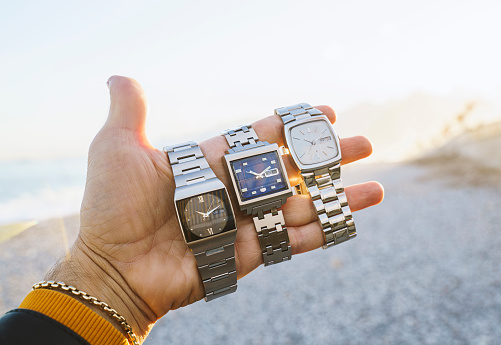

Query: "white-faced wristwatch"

xmin=164 ymin=141 xmax=238 ymax=301
xmin=222 ymin=125 xmax=293 ymax=266
xmin=275 ymin=103 xmax=356 ymax=248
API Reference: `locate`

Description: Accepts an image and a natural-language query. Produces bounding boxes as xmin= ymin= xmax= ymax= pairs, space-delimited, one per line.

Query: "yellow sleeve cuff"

xmin=19 ymin=289 xmax=129 ymax=345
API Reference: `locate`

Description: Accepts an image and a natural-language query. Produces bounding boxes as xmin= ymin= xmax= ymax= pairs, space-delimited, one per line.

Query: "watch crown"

xmin=279 ymin=146 xmax=290 ymax=155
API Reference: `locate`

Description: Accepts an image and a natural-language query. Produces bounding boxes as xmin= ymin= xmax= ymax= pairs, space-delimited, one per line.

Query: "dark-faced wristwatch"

xmin=164 ymin=141 xmax=238 ymax=301
xmin=275 ymin=103 xmax=356 ymax=248
xmin=222 ymin=125 xmax=293 ymax=266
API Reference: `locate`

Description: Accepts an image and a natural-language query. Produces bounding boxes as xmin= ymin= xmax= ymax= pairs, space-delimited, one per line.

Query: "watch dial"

xmin=176 ymin=189 xmax=235 ymax=242
xmin=290 ymin=120 xmax=339 ymax=165
xmin=230 ymin=150 xmax=288 ymax=201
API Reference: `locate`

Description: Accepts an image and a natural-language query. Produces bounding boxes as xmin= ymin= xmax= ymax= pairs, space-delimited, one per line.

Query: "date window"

xmin=264 ymin=168 xmax=279 ymax=177
xmin=319 ymin=136 xmax=332 ymax=143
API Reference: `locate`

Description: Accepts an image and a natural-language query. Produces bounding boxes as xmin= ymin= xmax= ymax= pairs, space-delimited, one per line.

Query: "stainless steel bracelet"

xmin=252 ymin=207 xmax=291 ymax=266
xmin=276 ymin=102 xmax=324 ymax=125
xmin=223 ymin=125 xmax=263 ymax=153
xmin=303 ymin=165 xmax=356 ymax=248
xmin=223 ymin=126 xmax=292 ymax=266
xmin=165 ymin=141 xmax=237 ymax=301
xmin=165 ymin=141 xmax=217 ymax=188
xmin=276 ymin=103 xmax=357 ymax=248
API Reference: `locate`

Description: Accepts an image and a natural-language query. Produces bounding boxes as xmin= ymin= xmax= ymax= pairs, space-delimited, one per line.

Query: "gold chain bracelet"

xmin=33 ymin=281 xmax=139 ymax=345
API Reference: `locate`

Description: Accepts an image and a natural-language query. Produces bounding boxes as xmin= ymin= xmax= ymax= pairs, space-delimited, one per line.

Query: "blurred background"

xmin=1 ymin=1 xmax=500 ymax=344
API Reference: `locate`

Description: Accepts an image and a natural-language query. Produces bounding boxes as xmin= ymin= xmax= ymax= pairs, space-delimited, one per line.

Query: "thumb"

xmin=105 ymin=75 xmax=148 ymax=134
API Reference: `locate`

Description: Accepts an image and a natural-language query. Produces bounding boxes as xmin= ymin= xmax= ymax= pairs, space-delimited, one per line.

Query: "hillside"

xmin=338 ymin=93 xmax=501 ymax=163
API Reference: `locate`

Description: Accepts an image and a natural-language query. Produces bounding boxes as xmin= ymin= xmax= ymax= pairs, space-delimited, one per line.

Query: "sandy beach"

xmin=1 ymin=159 xmax=500 ymax=345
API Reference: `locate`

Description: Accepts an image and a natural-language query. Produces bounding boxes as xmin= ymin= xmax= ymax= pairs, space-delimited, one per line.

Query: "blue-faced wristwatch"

xmin=222 ymin=125 xmax=293 ymax=266
xmin=164 ymin=141 xmax=238 ymax=301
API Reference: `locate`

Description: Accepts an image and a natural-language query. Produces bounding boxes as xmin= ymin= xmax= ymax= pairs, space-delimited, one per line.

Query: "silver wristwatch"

xmin=164 ymin=141 xmax=238 ymax=301
xmin=222 ymin=125 xmax=293 ymax=266
xmin=275 ymin=103 xmax=356 ymax=248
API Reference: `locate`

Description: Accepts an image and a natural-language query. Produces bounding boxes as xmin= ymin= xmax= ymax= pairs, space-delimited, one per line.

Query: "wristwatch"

xmin=275 ymin=103 xmax=356 ymax=249
xmin=164 ymin=141 xmax=238 ymax=301
xmin=222 ymin=125 xmax=293 ymax=266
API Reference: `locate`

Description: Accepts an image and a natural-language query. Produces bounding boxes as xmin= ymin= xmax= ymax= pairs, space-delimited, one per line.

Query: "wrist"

xmin=45 ymin=237 xmax=155 ymax=342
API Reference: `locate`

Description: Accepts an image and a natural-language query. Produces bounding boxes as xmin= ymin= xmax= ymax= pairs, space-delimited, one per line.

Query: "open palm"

xmin=53 ymin=76 xmax=383 ymax=340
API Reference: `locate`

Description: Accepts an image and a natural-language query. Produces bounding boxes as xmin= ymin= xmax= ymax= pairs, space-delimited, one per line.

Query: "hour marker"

xmin=300 ymin=130 xmax=305 ymax=135
xmin=242 ymin=188 xmax=247 ymax=192
xmin=262 ymin=157 xmax=267 ymax=161
xmin=277 ymin=178 xmax=281 ymax=183
xmin=271 ymin=186 xmax=276 ymax=189
xmin=251 ymin=191 xmax=257 ymax=195
xmin=327 ymin=145 xmax=335 ymax=149
xmin=260 ymin=187 xmax=266 ymax=192
xmin=293 ymin=136 xmax=300 ymax=140
xmin=243 ymin=162 xmax=248 ymax=166
xmin=323 ymin=150 xmax=328 ymax=156
xmin=299 ymin=152 xmax=305 ymax=158
xmin=307 ymin=127 xmax=311 ymax=133
xmin=235 ymin=169 xmax=242 ymax=173
xmin=271 ymin=160 xmax=276 ymax=164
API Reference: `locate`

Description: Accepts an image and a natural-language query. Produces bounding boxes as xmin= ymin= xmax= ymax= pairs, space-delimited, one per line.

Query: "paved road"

xmin=1 ymin=162 xmax=500 ymax=345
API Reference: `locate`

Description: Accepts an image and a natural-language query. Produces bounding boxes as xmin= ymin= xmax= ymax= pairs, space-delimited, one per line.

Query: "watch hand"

xmin=206 ymin=205 xmax=221 ymax=216
xmin=247 ymin=170 xmax=260 ymax=176
xmin=257 ymin=166 xmax=271 ymax=178
xmin=303 ymin=138 xmax=314 ymax=144
xmin=312 ymin=129 xmax=328 ymax=145
xmin=196 ymin=211 xmax=208 ymax=218
xmin=206 ymin=199 xmax=214 ymax=214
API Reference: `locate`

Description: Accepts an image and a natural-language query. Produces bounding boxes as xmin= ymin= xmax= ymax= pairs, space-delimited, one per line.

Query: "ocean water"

xmin=0 ymin=158 xmax=87 ymax=225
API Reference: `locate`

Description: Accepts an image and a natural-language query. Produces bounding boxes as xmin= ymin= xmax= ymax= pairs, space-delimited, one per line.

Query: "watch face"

xmin=176 ymin=188 xmax=236 ymax=242
xmin=230 ymin=150 xmax=288 ymax=201
xmin=290 ymin=119 xmax=339 ymax=165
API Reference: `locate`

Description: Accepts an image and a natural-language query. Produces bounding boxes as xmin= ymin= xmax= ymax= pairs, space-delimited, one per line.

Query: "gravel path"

xmin=1 ymin=162 xmax=500 ymax=345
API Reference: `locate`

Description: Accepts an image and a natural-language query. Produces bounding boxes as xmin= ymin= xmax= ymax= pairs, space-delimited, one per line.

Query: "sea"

xmin=0 ymin=158 xmax=87 ymax=225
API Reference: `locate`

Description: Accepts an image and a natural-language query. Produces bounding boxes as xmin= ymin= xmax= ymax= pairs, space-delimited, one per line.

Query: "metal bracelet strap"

xmin=223 ymin=125 xmax=263 ymax=152
xmin=275 ymin=102 xmax=324 ymax=124
xmin=164 ymin=141 xmax=237 ymax=301
xmin=303 ymin=166 xmax=356 ymax=248
xmin=276 ymin=104 xmax=357 ymax=248
xmin=253 ymin=207 xmax=291 ymax=266
xmin=189 ymin=232 xmax=237 ymax=301
xmin=165 ymin=141 xmax=217 ymax=188
xmin=223 ymin=126 xmax=292 ymax=265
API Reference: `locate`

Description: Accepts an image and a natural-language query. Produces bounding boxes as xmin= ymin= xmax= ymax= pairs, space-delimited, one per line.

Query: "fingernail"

xmin=106 ymin=77 xmax=112 ymax=90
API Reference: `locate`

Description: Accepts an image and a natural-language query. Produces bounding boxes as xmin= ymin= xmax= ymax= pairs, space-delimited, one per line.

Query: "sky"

xmin=1 ymin=0 xmax=500 ymax=161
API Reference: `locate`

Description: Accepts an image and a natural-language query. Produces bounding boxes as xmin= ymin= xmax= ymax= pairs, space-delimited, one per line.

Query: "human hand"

xmin=46 ymin=76 xmax=383 ymax=341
